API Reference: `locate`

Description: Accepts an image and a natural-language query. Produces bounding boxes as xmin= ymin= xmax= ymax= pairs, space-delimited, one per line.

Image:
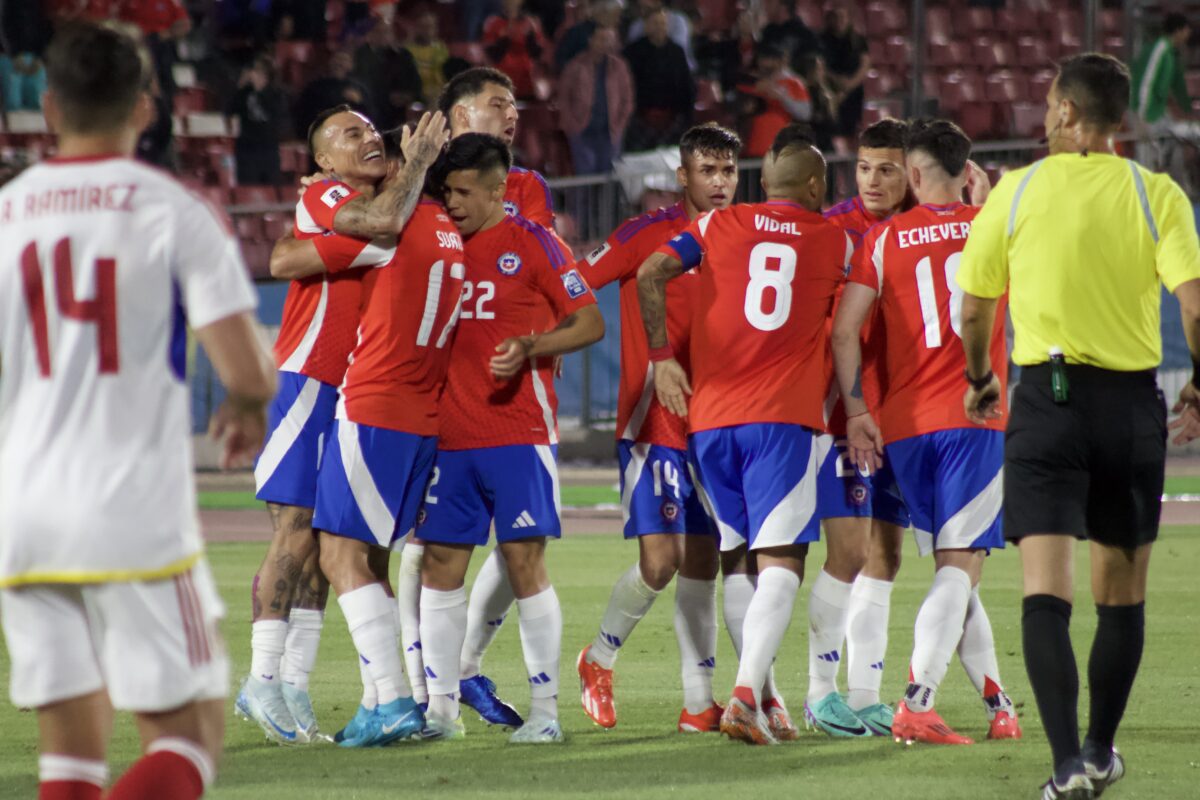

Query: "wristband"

xmin=964 ymin=369 xmax=994 ymax=391
xmin=648 ymin=344 xmax=674 ymax=362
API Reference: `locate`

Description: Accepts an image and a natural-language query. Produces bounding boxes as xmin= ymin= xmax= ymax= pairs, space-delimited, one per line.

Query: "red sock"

xmin=39 ymin=781 xmax=102 ymax=800
xmin=106 ymin=752 xmax=203 ymax=800
xmin=732 ymin=685 xmax=757 ymax=710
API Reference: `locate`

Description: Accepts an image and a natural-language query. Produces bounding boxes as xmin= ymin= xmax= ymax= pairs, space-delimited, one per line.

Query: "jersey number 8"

xmin=744 ymin=242 xmax=797 ymax=332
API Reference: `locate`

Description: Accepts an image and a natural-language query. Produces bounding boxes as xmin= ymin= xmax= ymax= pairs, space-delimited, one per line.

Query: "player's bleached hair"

xmin=679 ymin=123 xmax=741 ymax=163
xmin=1056 ymin=53 xmax=1130 ymax=128
xmin=858 ymin=118 xmax=909 ymax=151
xmin=437 ymin=67 xmax=515 ymax=116
xmin=905 ymin=118 xmax=971 ymax=178
xmin=429 ymin=132 xmax=512 ymax=193
xmin=44 ymin=21 xmax=151 ymax=134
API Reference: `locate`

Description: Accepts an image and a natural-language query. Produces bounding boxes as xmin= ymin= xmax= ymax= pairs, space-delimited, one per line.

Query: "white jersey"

xmin=0 ymin=155 xmax=257 ymax=587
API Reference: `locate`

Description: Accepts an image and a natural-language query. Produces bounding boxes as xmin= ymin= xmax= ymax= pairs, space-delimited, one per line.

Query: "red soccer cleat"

xmin=678 ymin=703 xmax=723 ymax=733
xmin=719 ymin=686 xmax=777 ymax=746
xmin=577 ymin=646 xmax=616 ymax=728
xmin=762 ymin=696 xmax=800 ymax=741
xmin=892 ymin=701 xmax=974 ymax=745
xmin=987 ymin=709 xmax=1022 ymax=740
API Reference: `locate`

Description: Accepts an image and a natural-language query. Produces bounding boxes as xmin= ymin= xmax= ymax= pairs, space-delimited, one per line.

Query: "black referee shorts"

xmin=1005 ymin=363 xmax=1167 ymax=549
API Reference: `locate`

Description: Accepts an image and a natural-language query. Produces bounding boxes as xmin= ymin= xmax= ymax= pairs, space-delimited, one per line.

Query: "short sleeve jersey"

xmin=850 ymin=203 xmax=1008 ymax=443
xmin=504 ymin=167 xmax=555 ymax=229
xmin=273 ymin=180 xmax=395 ymax=387
xmin=437 ymin=215 xmax=596 ymax=450
xmin=577 ymin=202 xmax=691 ymax=449
xmin=339 ymin=201 xmax=466 ymax=436
xmin=660 ymin=201 xmax=850 ymax=433
xmin=0 ymin=156 xmax=257 ymax=587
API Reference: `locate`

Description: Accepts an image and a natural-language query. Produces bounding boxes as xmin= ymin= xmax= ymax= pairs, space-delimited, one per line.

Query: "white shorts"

xmin=1 ymin=560 xmax=229 ymax=711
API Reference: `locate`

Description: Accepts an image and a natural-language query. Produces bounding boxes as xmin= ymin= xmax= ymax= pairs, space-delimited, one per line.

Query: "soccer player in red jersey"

xmin=832 ymin=120 xmax=1020 ymax=746
xmin=240 ymin=107 xmax=448 ymax=744
xmin=417 ymin=134 xmax=604 ymax=743
xmin=639 ymin=125 xmax=851 ymax=745
xmin=572 ymin=124 xmax=739 ymax=734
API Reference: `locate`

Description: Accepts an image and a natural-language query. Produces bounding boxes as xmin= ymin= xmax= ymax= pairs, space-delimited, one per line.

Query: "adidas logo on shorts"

xmin=512 ymin=510 xmax=537 ymax=528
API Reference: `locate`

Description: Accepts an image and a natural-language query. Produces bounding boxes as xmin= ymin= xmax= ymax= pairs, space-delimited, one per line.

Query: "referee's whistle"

xmin=1049 ymin=347 xmax=1069 ymax=404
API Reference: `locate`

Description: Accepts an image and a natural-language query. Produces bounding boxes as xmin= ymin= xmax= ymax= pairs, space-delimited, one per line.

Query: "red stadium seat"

xmin=926 ymin=6 xmax=953 ymax=46
xmin=694 ymin=79 xmax=722 ymax=110
xmin=1104 ymin=36 xmax=1125 ymax=57
xmin=930 ymin=41 xmax=971 ymax=68
xmin=865 ymin=69 xmax=897 ymax=98
xmin=957 ymin=7 xmax=995 ymax=38
xmin=1010 ymin=102 xmax=1044 ymax=138
xmin=958 ymin=102 xmax=998 ymax=140
xmin=263 ymin=213 xmax=290 ymax=242
xmin=1016 ymin=37 xmax=1053 ymax=69
xmin=1029 ymin=69 xmax=1056 ymax=102
xmin=885 ymin=36 xmax=911 ymax=68
xmin=1100 ymin=8 xmax=1124 ymax=34
xmin=239 ymin=240 xmax=272 ymax=279
xmin=235 ymin=215 xmax=264 ymax=241
xmin=974 ymin=40 xmax=1015 ymax=70
xmin=868 ymin=38 xmax=890 ymax=66
xmin=195 ymin=186 xmax=230 ymax=209
xmin=865 ymin=2 xmax=906 ymax=38
xmin=232 ymin=186 xmax=278 ymax=206
xmin=173 ymin=88 xmax=212 ymax=116
xmin=985 ymin=71 xmax=1024 ymax=104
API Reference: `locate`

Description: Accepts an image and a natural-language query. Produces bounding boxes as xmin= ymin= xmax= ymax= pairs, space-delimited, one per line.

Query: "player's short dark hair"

xmin=44 ymin=21 xmax=151 ymax=134
xmin=437 ymin=67 xmax=514 ymax=116
xmin=307 ymin=103 xmax=357 ymax=159
xmin=858 ymin=118 xmax=909 ymax=151
xmin=680 ymin=123 xmax=741 ymax=163
xmin=431 ymin=132 xmax=512 ymax=190
xmin=1056 ymin=53 xmax=1130 ymax=128
xmin=769 ymin=123 xmax=818 ymax=158
xmin=1163 ymin=13 xmax=1190 ymax=35
xmin=906 ymin=118 xmax=971 ymax=177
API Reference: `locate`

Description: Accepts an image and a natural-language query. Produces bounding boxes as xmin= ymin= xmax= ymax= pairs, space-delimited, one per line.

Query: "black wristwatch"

xmin=964 ymin=369 xmax=994 ymax=391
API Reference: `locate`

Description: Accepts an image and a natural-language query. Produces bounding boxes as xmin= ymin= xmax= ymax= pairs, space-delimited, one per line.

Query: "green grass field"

xmin=2 ymin=529 xmax=1198 ymax=799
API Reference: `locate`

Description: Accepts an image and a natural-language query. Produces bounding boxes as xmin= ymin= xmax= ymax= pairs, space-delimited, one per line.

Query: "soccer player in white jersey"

xmin=0 ymin=21 xmax=274 ymax=800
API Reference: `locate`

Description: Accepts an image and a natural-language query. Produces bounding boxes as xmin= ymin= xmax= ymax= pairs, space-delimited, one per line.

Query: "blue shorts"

xmin=688 ymin=423 xmax=821 ymax=552
xmin=418 ymin=445 xmax=562 ymax=546
xmin=884 ymin=428 xmax=1005 ymax=557
xmin=254 ymin=372 xmax=339 ymax=508
xmin=870 ymin=460 xmax=913 ymax=529
xmin=312 ymin=420 xmax=437 ymax=549
xmin=816 ymin=434 xmax=874 ymax=520
xmin=619 ymin=441 xmax=713 ymax=538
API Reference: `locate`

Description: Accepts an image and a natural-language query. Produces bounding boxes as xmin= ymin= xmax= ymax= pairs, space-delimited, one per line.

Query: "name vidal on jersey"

xmin=3 ymin=183 xmax=138 ymax=222
xmin=754 ymin=215 xmax=802 ymax=235
xmin=896 ymin=222 xmax=971 ymax=248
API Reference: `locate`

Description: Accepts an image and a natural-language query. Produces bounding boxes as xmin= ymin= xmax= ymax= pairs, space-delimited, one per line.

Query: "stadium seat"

xmin=239 ymin=240 xmax=272 ymax=279
xmin=183 ymin=112 xmax=230 ymax=138
xmin=974 ymin=39 xmax=1015 ymax=70
xmin=1100 ymin=8 xmax=1124 ymax=34
xmin=985 ymin=71 xmax=1024 ymax=104
xmin=959 ymin=102 xmax=998 ymax=140
xmin=262 ymin=213 xmax=290 ymax=242
xmin=173 ymin=88 xmax=212 ymax=116
xmin=1010 ymin=102 xmax=1044 ymax=138
xmin=885 ymin=36 xmax=911 ymax=68
xmin=865 ymin=2 xmax=906 ymax=38
xmin=195 ymin=186 xmax=230 ymax=208
xmin=1016 ymin=37 xmax=1053 ymax=69
xmin=868 ymin=38 xmax=890 ymax=67
xmin=930 ymin=41 xmax=970 ymax=68
xmin=926 ymin=6 xmax=953 ymax=46
xmin=5 ymin=111 xmax=47 ymax=134
xmin=1028 ymin=69 xmax=1056 ymax=103
xmin=957 ymin=7 xmax=994 ymax=38
xmin=232 ymin=186 xmax=278 ymax=206
xmin=1104 ymin=36 xmax=1125 ymax=57
xmin=235 ymin=215 xmax=264 ymax=241
xmin=865 ymin=70 xmax=897 ymax=98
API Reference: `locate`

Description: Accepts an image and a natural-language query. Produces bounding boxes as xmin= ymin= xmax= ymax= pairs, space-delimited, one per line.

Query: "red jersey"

xmin=825 ymin=195 xmax=886 ymax=250
xmin=849 ymin=203 xmax=1008 ymax=444
xmin=274 ymin=180 xmax=392 ymax=386
xmin=505 ymin=167 xmax=555 ymax=228
xmin=661 ymin=201 xmax=851 ymax=433
xmin=742 ymin=74 xmax=812 ymax=157
xmin=339 ymin=201 xmax=466 ymax=435
xmin=577 ymin=202 xmax=691 ymax=449
xmin=119 ymin=0 xmax=188 ymax=34
xmin=437 ymin=216 xmax=595 ymax=450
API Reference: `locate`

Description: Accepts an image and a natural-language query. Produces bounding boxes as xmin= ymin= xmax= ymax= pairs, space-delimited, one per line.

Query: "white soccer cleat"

xmin=509 ymin=715 xmax=565 ymax=744
xmin=281 ymin=683 xmax=325 ymax=744
xmin=236 ymin=676 xmax=300 ymax=745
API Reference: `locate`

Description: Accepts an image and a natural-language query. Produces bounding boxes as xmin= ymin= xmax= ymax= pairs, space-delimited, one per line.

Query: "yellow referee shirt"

xmin=958 ymin=152 xmax=1200 ymax=370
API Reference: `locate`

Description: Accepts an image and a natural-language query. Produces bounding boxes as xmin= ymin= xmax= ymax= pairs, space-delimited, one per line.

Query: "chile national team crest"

xmin=503 ymin=200 xmax=519 ymax=216
xmin=497 ymin=252 xmax=522 ymax=275
xmin=661 ymin=499 xmax=680 ymax=522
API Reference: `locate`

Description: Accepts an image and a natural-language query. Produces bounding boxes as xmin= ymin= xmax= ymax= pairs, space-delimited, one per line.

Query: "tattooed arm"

xmin=636 ymin=251 xmax=689 ymax=417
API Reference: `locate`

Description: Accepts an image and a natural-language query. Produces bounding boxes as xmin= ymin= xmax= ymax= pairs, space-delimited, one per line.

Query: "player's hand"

xmin=652 ymin=357 xmax=692 ymax=417
xmin=491 ymin=335 xmax=535 ymax=379
xmin=964 ymin=373 xmax=1004 ymax=425
xmin=1169 ymin=383 xmax=1200 ymax=444
xmin=965 ymin=160 xmax=992 ymax=206
xmin=399 ymin=110 xmax=450 ymax=170
xmin=846 ymin=412 xmax=884 ymax=474
xmin=208 ymin=398 xmax=267 ymax=470
xmin=297 ymin=170 xmax=332 ymax=194
xmin=553 ymin=354 xmax=564 ymax=379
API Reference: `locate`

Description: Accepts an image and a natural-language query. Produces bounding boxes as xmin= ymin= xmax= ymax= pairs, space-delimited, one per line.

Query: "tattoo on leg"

xmin=251 ymin=573 xmax=263 ymax=621
xmin=269 ymin=553 xmax=303 ymax=614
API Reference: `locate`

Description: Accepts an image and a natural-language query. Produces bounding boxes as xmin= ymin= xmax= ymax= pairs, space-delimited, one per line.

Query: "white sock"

xmin=280 ymin=608 xmax=323 ymax=692
xmin=358 ymin=655 xmax=377 ymax=708
xmin=724 ymin=573 xmax=781 ymax=701
xmin=338 ymin=583 xmax=410 ymax=706
xmin=846 ymin=575 xmax=893 ymax=710
xmin=250 ymin=619 xmax=288 ymax=683
xmin=397 ymin=543 xmax=427 ymax=704
xmin=907 ymin=566 xmax=972 ymax=712
xmin=958 ymin=586 xmax=1011 ymax=718
xmin=518 ymin=587 xmax=562 ymax=720
xmin=806 ymin=569 xmax=853 ymax=703
xmin=460 ymin=548 xmax=516 ymax=680
xmin=38 ymin=754 xmax=109 ymax=789
xmin=674 ymin=575 xmax=718 ymax=714
xmin=588 ymin=562 xmax=660 ymax=670
xmin=734 ymin=567 xmax=800 ymax=707
xmin=419 ymin=585 xmax=467 ymax=720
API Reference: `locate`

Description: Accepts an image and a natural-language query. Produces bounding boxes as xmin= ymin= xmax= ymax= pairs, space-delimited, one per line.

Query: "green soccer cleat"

xmin=803 ymin=692 xmax=871 ymax=738
xmin=852 ymin=702 xmax=895 ymax=737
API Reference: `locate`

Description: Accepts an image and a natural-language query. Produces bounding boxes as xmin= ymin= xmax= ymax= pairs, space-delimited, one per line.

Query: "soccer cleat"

xmin=853 ymin=703 xmax=895 ymax=737
xmin=509 ymin=715 xmax=565 ymax=744
xmin=891 ymin=701 xmax=974 ymax=745
xmin=1084 ymin=747 xmax=1125 ymax=797
xmin=418 ymin=713 xmax=466 ymax=741
xmin=366 ymin=697 xmax=425 ymax=747
xmin=235 ymin=676 xmax=299 ymax=745
xmin=459 ymin=674 xmax=523 ymax=728
xmin=803 ymin=692 xmax=870 ymax=738
xmin=763 ymin=696 xmax=800 ymax=741
xmin=333 ymin=704 xmax=374 ymax=744
xmin=1040 ymin=771 xmax=1095 ymax=800
xmin=281 ymin=684 xmax=322 ymax=744
xmin=677 ymin=703 xmax=723 ymax=733
xmin=719 ymin=687 xmax=777 ymax=746
xmin=576 ymin=646 xmax=616 ymax=728
xmin=987 ymin=709 xmax=1023 ymax=740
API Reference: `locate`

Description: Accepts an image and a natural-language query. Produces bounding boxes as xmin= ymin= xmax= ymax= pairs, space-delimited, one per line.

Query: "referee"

xmin=957 ymin=54 xmax=1200 ymax=800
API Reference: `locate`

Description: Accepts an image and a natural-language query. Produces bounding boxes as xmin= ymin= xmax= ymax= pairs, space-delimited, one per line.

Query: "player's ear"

xmin=908 ymin=163 xmax=921 ymax=191
xmin=42 ymin=90 xmax=60 ymax=134
xmin=131 ymin=92 xmax=154 ymax=137
xmin=676 ymin=164 xmax=688 ymax=190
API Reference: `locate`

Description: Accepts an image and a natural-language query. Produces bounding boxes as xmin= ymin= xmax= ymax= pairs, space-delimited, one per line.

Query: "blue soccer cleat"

xmin=852 ymin=702 xmax=895 ymax=737
xmin=333 ymin=704 xmax=375 ymax=746
xmin=460 ymin=674 xmax=524 ymax=728
xmin=235 ymin=676 xmax=299 ymax=746
xmin=370 ymin=697 xmax=425 ymax=746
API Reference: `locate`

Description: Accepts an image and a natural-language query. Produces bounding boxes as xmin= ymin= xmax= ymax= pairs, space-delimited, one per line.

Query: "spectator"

xmin=121 ymin=0 xmax=191 ymax=102
xmin=526 ymin=0 xmax=566 ymax=38
xmin=294 ymin=51 xmax=372 ymax=137
xmin=271 ymin=0 xmax=328 ymax=42
xmin=555 ymin=0 xmax=623 ymax=71
xmin=796 ymin=52 xmax=837 ymax=152
xmin=482 ymin=0 xmax=549 ymax=98
xmin=738 ymin=43 xmax=811 ymax=157
xmin=353 ymin=19 xmax=422 ymax=129
xmin=626 ymin=0 xmax=694 ymax=70
xmin=695 ymin=8 xmax=757 ymax=95
xmin=465 ymin=0 xmax=502 ymax=41
xmin=624 ymin=6 xmax=694 ymax=151
xmin=1 ymin=0 xmax=52 ymax=59
xmin=559 ymin=25 xmax=634 ymax=174
xmin=0 ymin=52 xmax=46 ymax=111
xmin=820 ymin=7 xmax=869 ymax=149
xmin=761 ymin=0 xmax=819 ymax=76
xmin=227 ymin=55 xmax=291 ymax=186
xmin=1132 ymin=12 xmax=1194 ymax=174
xmin=407 ymin=9 xmax=450 ymax=106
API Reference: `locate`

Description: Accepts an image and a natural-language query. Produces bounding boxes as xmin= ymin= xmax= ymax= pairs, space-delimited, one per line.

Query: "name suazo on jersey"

xmin=437 ymin=215 xmax=595 ymax=450
xmin=849 ymin=202 xmax=1008 ymax=443
xmin=658 ymin=202 xmax=851 ymax=433
xmin=578 ymin=202 xmax=691 ymax=448
xmin=273 ymin=179 xmax=396 ymax=385
xmin=504 ymin=166 xmax=555 ymax=228
xmin=0 ymin=156 xmax=257 ymax=586
xmin=338 ymin=200 xmax=466 ymax=434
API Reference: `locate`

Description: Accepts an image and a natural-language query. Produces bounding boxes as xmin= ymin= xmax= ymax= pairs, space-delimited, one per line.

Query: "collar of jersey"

xmin=46 ymin=153 xmax=127 ymax=165
xmin=921 ymin=201 xmax=965 ymax=212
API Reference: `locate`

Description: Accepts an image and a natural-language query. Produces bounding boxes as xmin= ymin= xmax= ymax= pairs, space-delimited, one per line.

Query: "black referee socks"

xmin=1085 ymin=602 xmax=1146 ymax=755
xmin=1023 ymin=594 xmax=1080 ymax=771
